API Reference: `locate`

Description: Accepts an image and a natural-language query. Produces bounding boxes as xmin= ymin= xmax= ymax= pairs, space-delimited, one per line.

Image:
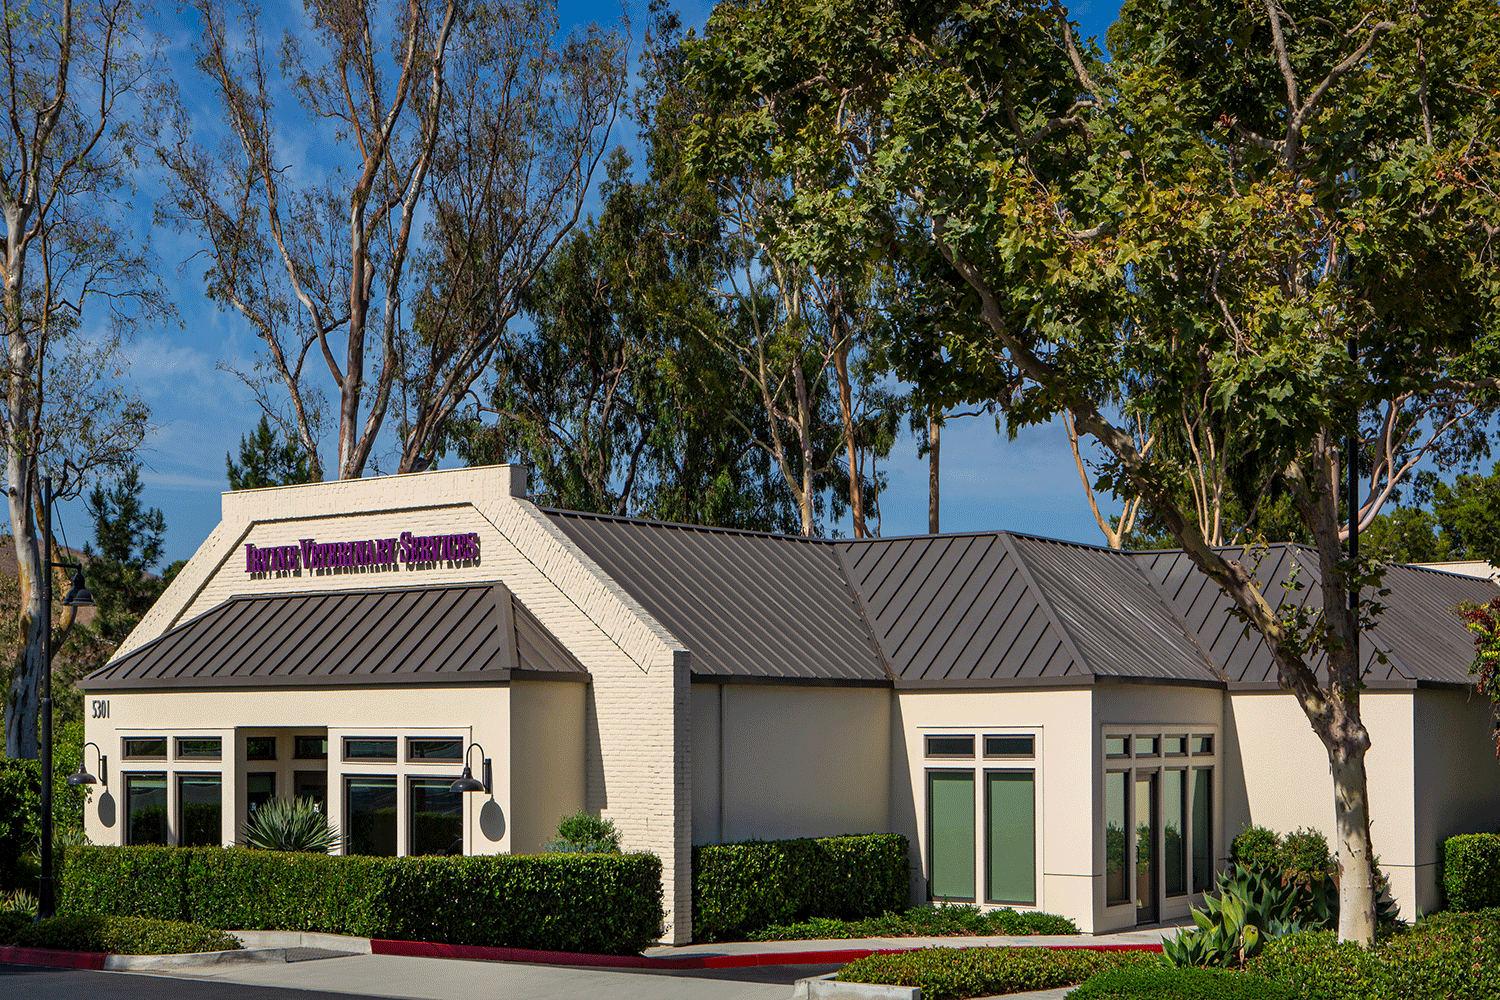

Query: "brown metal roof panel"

xmin=513 ymin=600 xmax=587 ymax=674
xmin=83 ymin=584 xmax=520 ymax=691
xmin=884 ymin=537 xmax=993 ymax=663
xmin=909 ymin=543 xmax=1012 ymax=678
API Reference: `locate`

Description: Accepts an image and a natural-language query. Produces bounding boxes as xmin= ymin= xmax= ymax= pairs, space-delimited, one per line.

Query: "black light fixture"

xmin=62 ymin=570 xmax=94 ymax=608
xmin=450 ymin=743 xmax=492 ymax=795
xmin=39 ymin=474 xmax=100 ymax=919
xmin=67 ymin=741 xmax=107 ymax=788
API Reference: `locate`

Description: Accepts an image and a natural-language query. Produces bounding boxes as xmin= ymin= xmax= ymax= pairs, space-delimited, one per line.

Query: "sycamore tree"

xmin=686 ymin=0 xmax=1500 ymax=944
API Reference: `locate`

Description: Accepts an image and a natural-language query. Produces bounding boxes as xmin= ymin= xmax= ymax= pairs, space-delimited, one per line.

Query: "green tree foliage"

xmin=683 ymin=0 xmax=1500 ymax=944
xmin=459 ymin=3 xmax=889 ymax=534
xmin=1433 ymin=463 xmax=1500 ymax=564
xmin=83 ymin=467 xmax=169 ymax=643
xmin=226 ymin=416 xmax=315 ymax=491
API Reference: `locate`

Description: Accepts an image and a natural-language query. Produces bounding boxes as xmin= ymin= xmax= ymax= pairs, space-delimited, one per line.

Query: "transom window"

xmin=123 ymin=738 xmax=166 ymax=759
xmin=176 ymin=738 xmax=221 ymax=760
xmin=926 ymin=735 xmax=976 ymax=758
xmin=344 ymin=738 xmax=398 ymax=761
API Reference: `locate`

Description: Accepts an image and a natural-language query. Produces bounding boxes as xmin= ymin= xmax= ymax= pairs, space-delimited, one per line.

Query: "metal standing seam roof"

xmin=546 ymin=511 xmax=888 ymax=684
xmin=1131 ymin=546 xmax=1498 ymax=689
xmin=83 ymin=583 xmax=587 ymax=691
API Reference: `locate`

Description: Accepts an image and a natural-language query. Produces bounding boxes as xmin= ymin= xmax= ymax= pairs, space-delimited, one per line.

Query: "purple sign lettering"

xmin=245 ymin=530 xmax=480 ymax=575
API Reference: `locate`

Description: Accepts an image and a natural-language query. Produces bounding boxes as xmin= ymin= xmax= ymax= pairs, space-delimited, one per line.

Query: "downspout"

xmin=717 ymin=684 xmax=725 ymax=844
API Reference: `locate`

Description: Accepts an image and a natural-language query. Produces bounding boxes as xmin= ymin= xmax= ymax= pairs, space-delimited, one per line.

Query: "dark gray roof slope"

xmin=1133 ymin=547 xmax=1496 ymax=689
xmin=84 ymin=584 xmax=585 ymax=690
xmin=548 ymin=511 xmax=887 ymax=683
xmin=832 ymin=533 xmax=1217 ymax=685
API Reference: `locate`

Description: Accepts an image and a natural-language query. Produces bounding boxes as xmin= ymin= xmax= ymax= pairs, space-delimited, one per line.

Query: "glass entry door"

xmin=1135 ymin=772 xmax=1158 ymax=924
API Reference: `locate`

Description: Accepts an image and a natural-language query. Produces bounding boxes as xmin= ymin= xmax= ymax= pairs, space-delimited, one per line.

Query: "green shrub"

xmin=61 ymin=845 xmax=663 ymax=955
xmin=61 ymin=844 xmax=189 ymax=920
xmin=544 ymin=811 xmax=620 ymax=854
xmin=692 ymin=833 xmax=908 ymax=941
xmin=1443 ymin=833 xmax=1500 ymax=911
xmin=836 ymin=946 xmax=1155 ymax=1000
xmin=0 ymin=910 xmax=31 ymax=945
xmin=1071 ymin=964 xmax=1298 ymax=999
xmin=749 ymin=903 xmax=1077 ymax=941
xmin=0 ymin=724 xmax=87 ymax=891
xmin=15 ymin=913 xmax=241 ymax=955
xmin=240 ymin=797 xmax=340 ymax=853
xmin=1245 ymin=914 xmax=1500 ymax=1000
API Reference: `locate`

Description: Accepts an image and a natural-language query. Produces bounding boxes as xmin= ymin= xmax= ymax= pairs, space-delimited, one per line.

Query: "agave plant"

xmin=1163 ymin=863 xmax=1313 ymax=969
xmin=240 ymin=796 xmax=340 ymax=853
xmin=0 ymin=889 xmax=37 ymax=915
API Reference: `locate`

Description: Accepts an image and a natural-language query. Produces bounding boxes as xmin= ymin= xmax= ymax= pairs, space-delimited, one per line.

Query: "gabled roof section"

xmin=545 ymin=511 xmax=888 ymax=684
xmin=1132 ymin=546 xmax=1497 ymax=688
xmin=83 ymin=583 xmax=586 ymax=691
xmin=834 ymin=532 xmax=1219 ymax=685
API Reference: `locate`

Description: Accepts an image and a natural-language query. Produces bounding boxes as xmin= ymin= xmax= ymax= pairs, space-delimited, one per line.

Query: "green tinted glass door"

xmin=986 ymin=771 xmax=1035 ymax=905
xmin=1135 ymin=772 xmax=1158 ymax=923
xmin=1105 ymin=771 xmax=1128 ymax=904
xmin=1165 ymin=769 xmax=1187 ymax=897
xmin=928 ymin=771 xmax=975 ymax=900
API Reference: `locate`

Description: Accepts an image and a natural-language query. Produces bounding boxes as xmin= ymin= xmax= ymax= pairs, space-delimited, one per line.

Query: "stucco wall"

xmin=510 ymin=679 xmax=587 ymax=854
xmin=100 ymin=466 xmax=696 ymax=944
xmin=82 ymin=685 xmax=511 ymax=855
xmin=894 ymin=688 xmax=1092 ymax=928
xmin=1414 ymin=688 xmax=1500 ymax=915
xmin=1227 ymin=690 xmax=1420 ymax=916
xmin=691 ymin=683 xmax=890 ymax=846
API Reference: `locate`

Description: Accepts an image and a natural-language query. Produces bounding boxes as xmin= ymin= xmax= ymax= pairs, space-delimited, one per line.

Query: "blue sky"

xmin=54 ymin=0 xmax=1131 ymax=562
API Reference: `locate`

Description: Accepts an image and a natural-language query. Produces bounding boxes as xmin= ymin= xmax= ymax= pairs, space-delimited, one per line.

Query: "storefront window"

xmin=126 ymin=774 xmax=168 ymax=845
xmin=1165 ymin=769 xmax=1187 ymax=897
xmin=1193 ymin=768 xmax=1214 ymax=892
xmin=1105 ymin=770 xmax=1127 ymax=905
xmin=927 ymin=771 xmax=975 ymax=901
xmin=407 ymin=738 xmax=462 ymax=761
xmin=346 ymin=776 xmax=397 ymax=856
xmin=410 ymin=778 xmax=463 ymax=856
xmin=177 ymin=738 xmax=221 ymax=760
xmin=985 ymin=770 xmax=1035 ymax=905
xmin=179 ymin=775 xmax=222 ymax=846
xmin=294 ymin=736 xmax=328 ymax=760
xmin=247 ymin=773 xmax=275 ymax=814
xmin=294 ymin=770 xmax=327 ymax=813
xmin=345 ymin=738 xmax=397 ymax=761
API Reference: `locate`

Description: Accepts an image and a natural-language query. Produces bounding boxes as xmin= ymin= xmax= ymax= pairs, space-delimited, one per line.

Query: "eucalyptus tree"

xmin=157 ymin=0 xmax=627 ymax=480
xmin=686 ymin=0 xmax=1500 ymax=944
xmin=0 ymin=0 xmax=166 ymax=758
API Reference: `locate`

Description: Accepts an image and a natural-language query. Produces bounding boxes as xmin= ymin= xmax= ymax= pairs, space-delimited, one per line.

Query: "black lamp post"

xmin=38 ymin=474 xmax=95 ymax=919
xmin=449 ymin=743 xmax=491 ymax=795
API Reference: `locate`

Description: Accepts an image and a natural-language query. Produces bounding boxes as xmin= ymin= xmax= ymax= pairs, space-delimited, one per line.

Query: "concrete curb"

xmin=792 ymin=975 xmax=919 ymax=1000
xmin=232 ymin=930 xmax=373 ymax=953
xmin=102 ymin=948 xmax=291 ymax=971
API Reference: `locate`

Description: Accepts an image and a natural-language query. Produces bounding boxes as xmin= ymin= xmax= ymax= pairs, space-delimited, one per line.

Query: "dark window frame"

xmin=405 ymin=737 xmax=464 ymax=762
xmin=925 ymin=735 xmax=976 ymax=759
xmin=983 ymin=735 xmax=1036 ymax=759
xmin=176 ymin=738 xmax=222 ymax=761
xmin=344 ymin=773 xmax=399 ymax=857
xmin=123 ymin=737 xmax=167 ymax=760
xmin=294 ymin=735 xmax=328 ymax=760
xmin=124 ymin=771 xmax=168 ymax=846
xmin=245 ymin=736 xmax=278 ymax=761
xmin=983 ymin=767 xmax=1037 ymax=906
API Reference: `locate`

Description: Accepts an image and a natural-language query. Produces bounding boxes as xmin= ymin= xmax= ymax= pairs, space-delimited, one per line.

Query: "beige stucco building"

xmin=79 ymin=465 xmax=1500 ymax=942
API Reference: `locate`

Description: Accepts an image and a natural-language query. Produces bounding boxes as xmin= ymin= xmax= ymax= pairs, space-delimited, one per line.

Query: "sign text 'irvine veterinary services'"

xmin=244 ymin=531 xmax=481 ymax=575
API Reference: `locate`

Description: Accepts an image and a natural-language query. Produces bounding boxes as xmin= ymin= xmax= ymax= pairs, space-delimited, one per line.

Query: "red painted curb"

xmin=369 ymin=939 xmax=1162 ymax=969
xmin=0 ymin=944 xmax=108 ymax=970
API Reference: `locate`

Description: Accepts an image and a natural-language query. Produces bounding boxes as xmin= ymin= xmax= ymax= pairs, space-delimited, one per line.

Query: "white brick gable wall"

xmin=108 ymin=465 xmax=694 ymax=944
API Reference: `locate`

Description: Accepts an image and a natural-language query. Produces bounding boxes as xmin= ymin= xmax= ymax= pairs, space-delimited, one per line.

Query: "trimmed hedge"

xmin=1244 ymin=911 xmax=1500 ymax=1000
xmin=835 ymin=946 xmax=1156 ymax=1000
xmin=692 ymin=833 xmax=908 ymax=941
xmin=1443 ymin=833 xmax=1500 ymax=911
xmin=15 ymin=914 xmax=242 ymax=955
xmin=0 ymin=911 xmax=31 ymax=945
xmin=1071 ymin=965 xmax=1299 ymax=999
xmin=749 ymin=903 xmax=1078 ymax=941
xmin=62 ymin=845 xmax=663 ymax=955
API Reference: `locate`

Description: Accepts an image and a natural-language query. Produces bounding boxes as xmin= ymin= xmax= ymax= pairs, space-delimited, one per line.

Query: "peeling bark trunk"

xmin=833 ymin=338 xmax=867 ymax=538
xmin=1331 ymin=734 xmax=1377 ymax=942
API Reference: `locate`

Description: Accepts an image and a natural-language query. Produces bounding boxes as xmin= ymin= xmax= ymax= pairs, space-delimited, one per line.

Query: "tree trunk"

xmin=833 ymin=339 xmax=867 ymax=538
xmin=1331 ymin=734 xmax=1378 ymax=943
xmin=929 ymin=415 xmax=940 ymax=534
xmin=3 ymin=271 xmax=44 ymax=758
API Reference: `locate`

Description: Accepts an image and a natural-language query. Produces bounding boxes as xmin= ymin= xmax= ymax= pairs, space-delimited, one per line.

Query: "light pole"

xmin=38 ymin=474 xmax=94 ymax=919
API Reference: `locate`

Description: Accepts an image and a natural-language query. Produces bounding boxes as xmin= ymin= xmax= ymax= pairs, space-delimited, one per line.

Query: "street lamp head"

xmin=62 ymin=570 xmax=94 ymax=608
